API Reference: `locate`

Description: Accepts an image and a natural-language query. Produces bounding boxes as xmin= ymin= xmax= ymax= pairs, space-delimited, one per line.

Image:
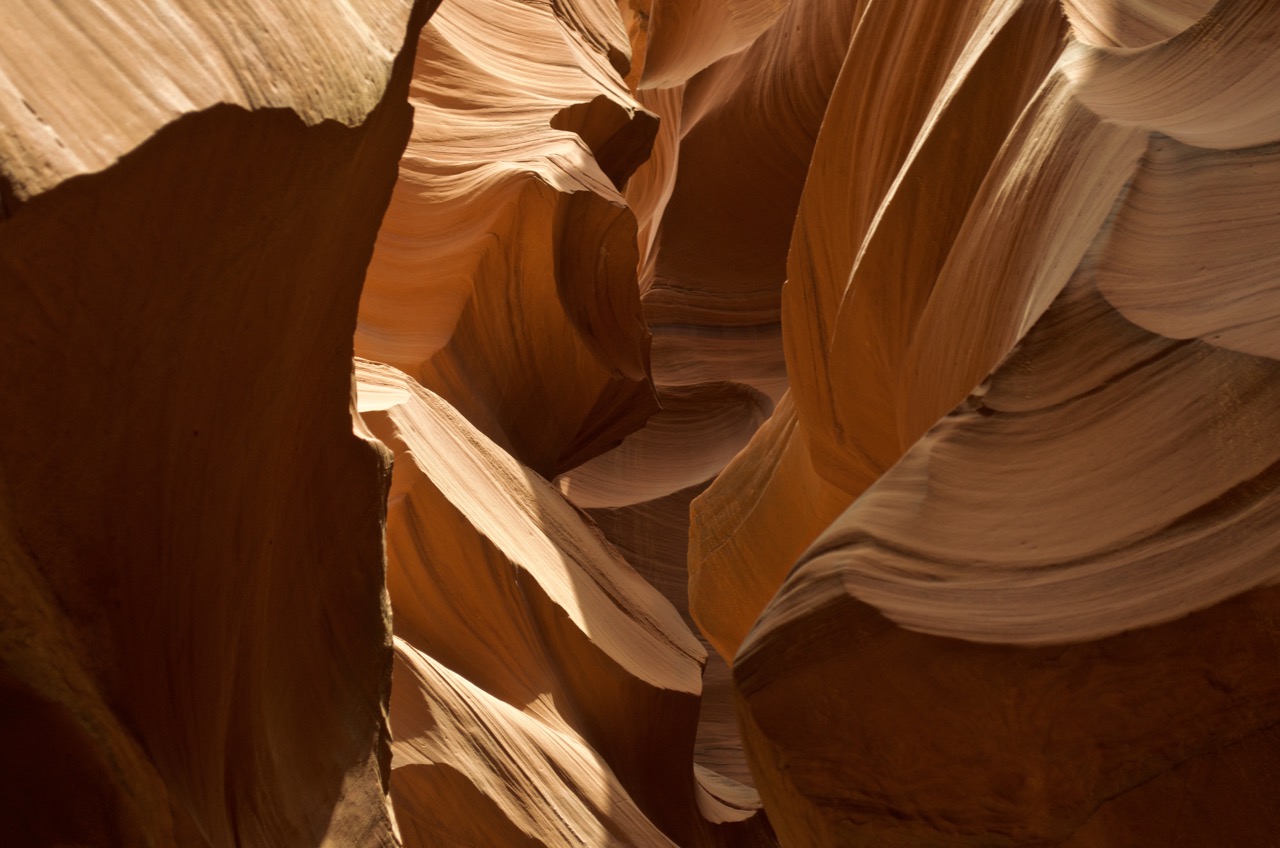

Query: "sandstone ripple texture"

xmin=3 ymin=0 xmax=1279 ymax=846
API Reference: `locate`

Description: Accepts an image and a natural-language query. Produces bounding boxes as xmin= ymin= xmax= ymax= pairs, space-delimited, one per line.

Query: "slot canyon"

xmin=2 ymin=0 xmax=1279 ymax=845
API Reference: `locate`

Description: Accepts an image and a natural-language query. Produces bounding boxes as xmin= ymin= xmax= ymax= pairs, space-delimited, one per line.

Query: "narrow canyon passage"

xmin=2 ymin=0 xmax=1279 ymax=846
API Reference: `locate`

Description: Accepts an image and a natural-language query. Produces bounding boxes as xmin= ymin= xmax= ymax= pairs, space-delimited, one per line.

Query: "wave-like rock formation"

xmin=0 ymin=1 xmax=438 ymax=844
xmin=355 ymin=0 xmax=660 ymax=480
xmin=4 ymin=0 xmax=1280 ymax=845
xmin=717 ymin=0 xmax=1280 ymax=844
xmin=357 ymin=359 xmax=772 ymax=846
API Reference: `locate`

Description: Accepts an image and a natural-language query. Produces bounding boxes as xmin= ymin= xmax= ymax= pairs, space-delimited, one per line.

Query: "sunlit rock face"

xmin=355 ymin=0 xmax=661 ymax=482
xmin=719 ymin=0 xmax=1280 ymax=844
xmin=0 ymin=2 xmax=438 ymax=844
xmin=5 ymin=0 xmax=1279 ymax=846
xmin=352 ymin=0 xmax=779 ymax=841
xmin=356 ymin=360 xmax=774 ymax=847
xmin=369 ymin=0 xmax=1280 ymax=844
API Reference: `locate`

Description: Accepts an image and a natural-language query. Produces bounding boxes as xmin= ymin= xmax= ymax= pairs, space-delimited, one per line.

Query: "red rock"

xmin=0 ymin=1 xmax=437 ymax=843
xmin=7 ymin=0 xmax=1280 ymax=845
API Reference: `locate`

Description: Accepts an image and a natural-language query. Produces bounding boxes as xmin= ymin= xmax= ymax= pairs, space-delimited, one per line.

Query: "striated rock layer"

xmin=5 ymin=0 xmax=1280 ymax=845
xmin=0 ymin=0 xmax=439 ymax=844
xmin=356 ymin=0 xmax=661 ymax=481
xmin=357 ymin=359 xmax=773 ymax=847
xmin=353 ymin=0 xmax=778 ymax=842
xmin=714 ymin=0 xmax=1280 ymax=844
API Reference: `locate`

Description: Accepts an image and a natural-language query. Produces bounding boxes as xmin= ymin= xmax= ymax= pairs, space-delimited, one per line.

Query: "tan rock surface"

xmin=736 ymin=585 xmax=1280 ymax=846
xmin=1096 ymin=134 xmax=1280 ymax=360
xmin=640 ymin=0 xmax=866 ymax=403
xmin=586 ymin=484 xmax=756 ymax=787
xmin=7 ymin=0 xmax=1280 ymax=844
xmin=0 ymin=1 xmax=436 ymax=844
xmin=357 ymin=359 xmax=773 ymax=846
xmin=633 ymin=0 xmax=791 ymax=89
xmin=558 ymin=383 xmax=772 ymax=509
xmin=1064 ymin=0 xmax=1280 ymax=149
xmin=351 ymin=0 xmax=786 ymax=840
xmin=730 ymin=0 xmax=1280 ymax=843
xmin=791 ymin=276 xmax=1280 ymax=646
xmin=691 ymin=0 xmax=1080 ymax=661
xmin=581 ymin=0 xmax=865 ymax=576
xmin=1061 ymin=0 xmax=1215 ymax=47
xmin=356 ymin=0 xmax=660 ymax=480
xmin=688 ymin=393 xmax=847 ymax=661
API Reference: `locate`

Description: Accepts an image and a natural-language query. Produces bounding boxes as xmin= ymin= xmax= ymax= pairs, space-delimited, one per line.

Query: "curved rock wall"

xmin=4 ymin=0 xmax=1279 ymax=845
xmin=721 ymin=0 xmax=1280 ymax=843
xmin=0 ymin=1 xmax=438 ymax=844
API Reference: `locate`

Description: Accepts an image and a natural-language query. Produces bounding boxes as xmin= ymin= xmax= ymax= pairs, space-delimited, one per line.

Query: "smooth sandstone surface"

xmin=0 ymin=0 xmax=422 ymax=200
xmin=728 ymin=0 xmax=1280 ymax=843
xmin=586 ymin=483 xmax=756 ymax=787
xmin=357 ymin=359 xmax=773 ymax=847
xmin=5 ymin=0 xmax=1280 ymax=845
xmin=0 ymin=1 xmax=437 ymax=844
xmin=691 ymin=0 xmax=1081 ymax=661
xmin=356 ymin=0 xmax=660 ymax=481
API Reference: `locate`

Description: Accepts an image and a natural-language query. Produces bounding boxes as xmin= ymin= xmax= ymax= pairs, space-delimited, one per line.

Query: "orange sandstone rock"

xmin=7 ymin=0 xmax=1280 ymax=844
xmin=691 ymin=0 xmax=1077 ymax=662
xmin=731 ymin=1 xmax=1280 ymax=843
xmin=0 ymin=1 xmax=437 ymax=844
xmin=357 ymin=359 xmax=774 ymax=847
xmin=356 ymin=0 xmax=660 ymax=481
